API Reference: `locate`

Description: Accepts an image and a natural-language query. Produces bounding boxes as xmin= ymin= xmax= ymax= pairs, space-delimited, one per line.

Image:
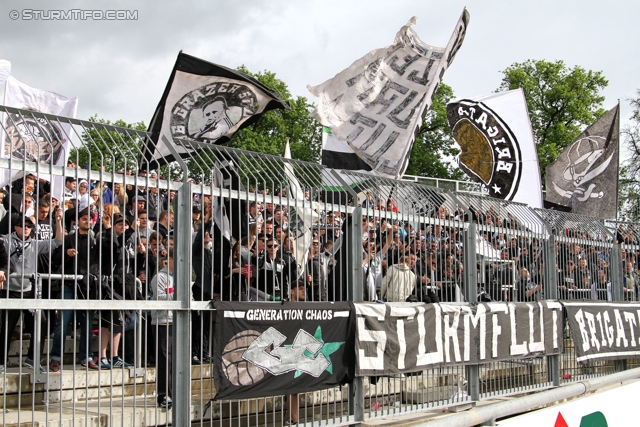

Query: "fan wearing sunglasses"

xmin=252 ymin=238 xmax=291 ymax=301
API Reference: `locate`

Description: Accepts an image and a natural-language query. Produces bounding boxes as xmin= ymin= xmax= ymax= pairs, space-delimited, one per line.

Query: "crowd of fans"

xmin=0 ymin=166 xmax=639 ymax=410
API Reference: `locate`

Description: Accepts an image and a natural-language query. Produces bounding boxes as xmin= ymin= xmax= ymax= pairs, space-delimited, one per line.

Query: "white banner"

xmin=447 ymin=89 xmax=543 ymax=208
xmin=309 ymin=9 xmax=469 ymax=179
xmin=2 ymin=75 xmax=78 ymax=201
xmin=0 ymin=60 xmax=10 ymax=90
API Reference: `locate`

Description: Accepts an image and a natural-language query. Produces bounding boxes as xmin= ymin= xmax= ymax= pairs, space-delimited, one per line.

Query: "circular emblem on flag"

xmin=221 ymin=329 xmax=266 ymax=386
xmin=447 ymin=100 xmax=522 ymax=200
xmin=170 ymin=82 xmax=259 ymax=144
xmin=3 ymin=109 xmax=66 ymax=164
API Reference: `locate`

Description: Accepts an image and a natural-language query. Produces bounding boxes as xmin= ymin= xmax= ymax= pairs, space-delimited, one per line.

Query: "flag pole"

xmin=616 ymin=99 xmax=621 ymax=221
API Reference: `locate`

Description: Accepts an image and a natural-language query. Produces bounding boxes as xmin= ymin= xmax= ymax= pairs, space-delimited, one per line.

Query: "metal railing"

xmin=0 ymin=106 xmax=638 ymax=426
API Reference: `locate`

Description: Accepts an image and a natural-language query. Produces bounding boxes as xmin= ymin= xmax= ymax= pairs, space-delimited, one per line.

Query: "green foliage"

xmin=70 ymin=116 xmax=147 ymax=173
xmin=228 ymin=65 xmax=322 ymax=163
xmin=497 ymin=59 xmax=608 ymax=183
xmin=405 ymin=83 xmax=464 ymax=180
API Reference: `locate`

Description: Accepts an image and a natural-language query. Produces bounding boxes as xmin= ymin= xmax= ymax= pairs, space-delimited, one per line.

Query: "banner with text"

xmin=563 ymin=301 xmax=640 ymax=363
xmin=213 ymin=301 xmax=355 ymax=400
xmin=354 ymin=301 xmax=563 ymax=376
xmin=309 ymin=9 xmax=469 ymax=179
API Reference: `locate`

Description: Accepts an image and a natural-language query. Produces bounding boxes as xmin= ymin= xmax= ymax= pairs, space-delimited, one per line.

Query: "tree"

xmin=228 ymin=65 xmax=322 ymax=163
xmin=620 ymin=90 xmax=640 ymax=221
xmin=71 ymin=116 xmax=148 ymax=173
xmin=405 ymin=82 xmax=464 ymax=180
xmin=497 ymin=59 xmax=608 ymax=183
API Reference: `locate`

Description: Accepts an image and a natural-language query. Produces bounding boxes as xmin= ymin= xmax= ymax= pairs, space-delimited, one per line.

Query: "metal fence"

xmin=0 ymin=106 xmax=638 ymax=426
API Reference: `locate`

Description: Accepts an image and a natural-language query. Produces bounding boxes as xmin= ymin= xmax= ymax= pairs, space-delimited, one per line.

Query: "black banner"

xmin=354 ymin=302 xmax=563 ymax=376
xmin=213 ymin=301 xmax=355 ymax=400
xmin=564 ymin=301 xmax=640 ymax=363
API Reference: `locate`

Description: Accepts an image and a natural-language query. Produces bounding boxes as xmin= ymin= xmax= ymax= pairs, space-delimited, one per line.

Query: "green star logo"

xmin=289 ymin=326 xmax=344 ymax=378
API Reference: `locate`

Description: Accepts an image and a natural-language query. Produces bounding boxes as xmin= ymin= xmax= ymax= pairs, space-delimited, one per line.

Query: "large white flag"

xmin=308 ymin=9 xmax=470 ymax=179
xmin=0 ymin=60 xmax=10 ymax=91
xmin=447 ymin=89 xmax=543 ymax=208
xmin=2 ymin=75 xmax=79 ymax=201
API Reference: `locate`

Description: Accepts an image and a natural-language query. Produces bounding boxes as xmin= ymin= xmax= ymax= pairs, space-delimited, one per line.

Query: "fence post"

xmin=610 ymin=244 xmax=624 ymax=302
xmin=543 ymin=234 xmax=561 ymax=386
xmin=462 ymin=222 xmax=480 ymax=401
xmin=610 ymin=243 xmax=627 ymax=372
xmin=348 ymin=206 xmax=365 ymax=422
xmin=173 ymin=180 xmax=193 ymax=426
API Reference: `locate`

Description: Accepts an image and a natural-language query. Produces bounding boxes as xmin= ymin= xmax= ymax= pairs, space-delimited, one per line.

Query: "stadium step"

xmin=0 ymin=364 xmax=215 ymax=410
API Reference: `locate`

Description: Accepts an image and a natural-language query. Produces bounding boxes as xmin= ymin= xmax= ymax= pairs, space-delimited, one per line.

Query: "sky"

xmin=0 ymin=0 xmax=638 ymax=135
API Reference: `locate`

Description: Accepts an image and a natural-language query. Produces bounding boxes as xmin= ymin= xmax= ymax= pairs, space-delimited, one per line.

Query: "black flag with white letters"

xmin=213 ymin=301 xmax=355 ymax=400
xmin=145 ymin=52 xmax=289 ymax=166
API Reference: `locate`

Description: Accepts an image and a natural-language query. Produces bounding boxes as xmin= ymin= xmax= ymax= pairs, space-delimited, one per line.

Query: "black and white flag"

xmin=447 ymin=89 xmax=543 ymax=208
xmin=309 ymin=10 xmax=469 ymax=179
xmin=146 ymin=52 xmax=289 ymax=164
xmin=321 ymin=127 xmax=371 ymax=172
xmin=545 ymin=105 xmax=620 ymax=219
xmin=213 ymin=301 xmax=355 ymax=400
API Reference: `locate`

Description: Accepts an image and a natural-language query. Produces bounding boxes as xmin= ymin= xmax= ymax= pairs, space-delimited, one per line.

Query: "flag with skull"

xmin=545 ymin=105 xmax=620 ymax=220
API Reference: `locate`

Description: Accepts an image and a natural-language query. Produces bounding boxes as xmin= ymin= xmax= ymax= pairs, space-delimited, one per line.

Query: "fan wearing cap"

xmin=125 ymin=195 xmax=146 ymax=226
xmin=0 ymin=211 xmax=63 ymax=372
xmin=192 ymin=204 xmax=202 ymax=232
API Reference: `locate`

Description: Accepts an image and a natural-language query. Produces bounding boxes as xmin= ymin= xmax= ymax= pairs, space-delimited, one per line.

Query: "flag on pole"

xmin=447 ymin=89 xmax=543 ymax=208
xmin=321 ymin=127 xmax=371 ymax=172
xmin=284 ymin=140 xmax=319 ymax=278
xmin=2 ymin=75 xmax=78 ymax=201
xmin=545 ymin=105 xmax=620 ymax=219
xmin=308 ymin=9 xmax=470 ymax=179
xmin=146 ymin=52 xmax=289 ymax=165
